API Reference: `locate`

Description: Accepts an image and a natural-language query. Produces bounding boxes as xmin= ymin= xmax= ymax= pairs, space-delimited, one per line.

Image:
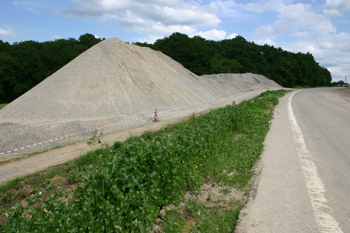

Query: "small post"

xmin=153 ymin=108 xmax=158 ymax=122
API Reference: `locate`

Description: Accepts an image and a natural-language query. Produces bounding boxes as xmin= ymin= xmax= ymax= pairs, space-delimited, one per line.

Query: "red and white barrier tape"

xmin=0 ymin=116 xmax=144 ymax=155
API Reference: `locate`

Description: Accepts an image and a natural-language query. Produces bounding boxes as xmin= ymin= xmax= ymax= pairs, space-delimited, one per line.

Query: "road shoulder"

xmin=236 ymin=91 xmax=319 ymax=232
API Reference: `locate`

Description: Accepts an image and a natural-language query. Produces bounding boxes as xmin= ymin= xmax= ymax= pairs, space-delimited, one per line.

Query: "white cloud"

xmin=254 ymin=3 xmax=336 ymax=40
xmin=227 ymin=33 xmax=238 ymax=39
xmin=323 ymin=0 xmax=350 ymax=16
xmin=13 ymin=1 xmax=30 ymax=6
xmin=323 ymin=9 xmax=343 ymax=16
xmin=255 ymin=38 xmax=276 ymax=46
xmin=57 ymin=0 xmax=229 ymax=43
xmin=243 ymin=0 xmax=293 ymax=13
xmin=197 ymin=29 xmax=227 ymax=40
xmin=0 ymin=28 xmax=17 ymax=36
xmin=27 ymin=7 xmax=41 ymax=15
xmin=324 ymin=0 xmax=350 ymax=11
xmin=51 ymin=35 xmax=64 ymax=39
xmin=136 ymin=27 xmax=237 ymax=43
xmin=58 ymin=0 xmax=221 ymax=27
xmin=216 ymin=0 xmax=243 ymax=17
xmin=132 ymin=23 xmax=198 ymax=40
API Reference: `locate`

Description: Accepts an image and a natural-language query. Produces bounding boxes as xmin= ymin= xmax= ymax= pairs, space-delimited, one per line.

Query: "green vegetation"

xmin=0 ymin=177 xmax=26 ymax=193
xmin=0 ymin=33 xmax=104 ymax=103
xmin=185 ymin=199 xmax=244 ymax=233
xmin=0 ymin=90 xmax=288 ymax=232
xmin=45 ymin=184 xmax=55 ymax=191
xmin=135 ymin=32 xmax=332 ymax=88
xmin=330 ymin=80 xmax=349 ymax=87
xmin=0 ymin=104 xmax=6 ymax=110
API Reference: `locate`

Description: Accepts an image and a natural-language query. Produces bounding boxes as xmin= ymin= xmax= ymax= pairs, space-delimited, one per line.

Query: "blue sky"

xmin=1 ymin=0 xmax=349 ymax=82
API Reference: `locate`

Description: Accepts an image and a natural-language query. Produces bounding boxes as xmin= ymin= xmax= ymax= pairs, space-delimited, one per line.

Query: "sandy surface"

xmin=333 ymin=86 xmax=350 ymax=99
xmin=0 ymin=36 xmax=282 ymax=182
xmin=0 ymin=37 xmax=281 ymax=159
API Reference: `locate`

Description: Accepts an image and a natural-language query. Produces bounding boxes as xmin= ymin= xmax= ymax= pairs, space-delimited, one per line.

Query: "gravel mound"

xmin=0 ymin=37 xmax=282 ymax=158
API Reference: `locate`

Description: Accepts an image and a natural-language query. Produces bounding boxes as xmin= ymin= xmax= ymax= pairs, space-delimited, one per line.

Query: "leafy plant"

xmin=0 ymin=178 xmax=24 ymax=193
xmin=188 ymin=200 xmax=244 ymax=233
xmin=45 ymin=184 xmax=55 ymax=191
xmin=162 ymin=208 xmax=185 ymax=233
xmin=113 ymin=141 xmax=123 ymax=150
xmin=26 ymin=197 xmax=37 ymax=205
xmin=87 ymin=129 xmax=103 ymax=146
xmin=1 ymin=191 xmax=15 ymax=203
xmin=0 ymin=205 xmax=5 ymax=214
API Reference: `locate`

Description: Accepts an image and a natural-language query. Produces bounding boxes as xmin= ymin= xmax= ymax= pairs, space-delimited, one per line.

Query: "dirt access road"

xmin=237 ymin=87 xmax=350 ymax=233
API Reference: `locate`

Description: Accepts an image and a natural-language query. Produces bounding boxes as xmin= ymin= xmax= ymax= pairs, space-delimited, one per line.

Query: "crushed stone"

xmin=0 ymin=37 xmax=282 ymax=159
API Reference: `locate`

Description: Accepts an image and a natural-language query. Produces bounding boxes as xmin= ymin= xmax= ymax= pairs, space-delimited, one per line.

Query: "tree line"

xmin=135 ymin=32 xmax=331 ymax=88
xmin=0 ymin=32 xmax=331 ymax=103
xmin=0 ymin=33 xmax=103 ymax=103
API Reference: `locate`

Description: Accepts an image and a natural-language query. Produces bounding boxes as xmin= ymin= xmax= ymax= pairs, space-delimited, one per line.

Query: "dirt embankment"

xmin=333 ymin=86 xmax=350 ymax=99
xmin=0 ymin=37 xmax=281 ymax=160
xmin=0 ymin=37 xmax=282 ymax=182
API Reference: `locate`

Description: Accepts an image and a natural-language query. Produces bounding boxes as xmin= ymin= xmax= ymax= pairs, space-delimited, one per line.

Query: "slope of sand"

xmin=0 ymin=37 xmax=282 ymax=158
xmin=0 ymin=38 xmax=210 ymax=121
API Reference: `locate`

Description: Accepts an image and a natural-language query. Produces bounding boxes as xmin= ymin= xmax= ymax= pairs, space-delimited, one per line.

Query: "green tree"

xmin=136 ymin=32 xmax=331 ymax=88
xmin=0 ymin=34 xmax=103 ymax=103
xmin=79 ymin=33 xmax=102 ymax=48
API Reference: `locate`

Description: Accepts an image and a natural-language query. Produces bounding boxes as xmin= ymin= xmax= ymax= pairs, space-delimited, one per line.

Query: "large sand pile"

xmin=0 ymin=37 xmax=282 ymax=157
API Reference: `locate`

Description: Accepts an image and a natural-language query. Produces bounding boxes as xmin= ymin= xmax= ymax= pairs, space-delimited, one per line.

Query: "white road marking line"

xmin=288 ymin=91 xmax=343 ymax=233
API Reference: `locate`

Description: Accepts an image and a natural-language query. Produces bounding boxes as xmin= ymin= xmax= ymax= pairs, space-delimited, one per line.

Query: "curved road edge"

xmin=236 ymin=89 xmax=345 ymax=233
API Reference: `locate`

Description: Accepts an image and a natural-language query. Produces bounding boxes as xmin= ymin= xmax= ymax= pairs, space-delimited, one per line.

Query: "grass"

xmin=184 ymin=199 xmax=244 ymax=232
xmin=47 ymin=168 xmax=57 ymax=179
xmin=0 ymin=90 xmax=288 ymax=232
xmin=0 ymin=104 xmax=7 ymax=110
xmin=0 ymin=177 xmax=26 ymax=193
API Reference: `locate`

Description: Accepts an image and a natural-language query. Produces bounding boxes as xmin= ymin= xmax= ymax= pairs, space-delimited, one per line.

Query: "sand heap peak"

xmin=0 ymin=37 xmax=213 ymax=121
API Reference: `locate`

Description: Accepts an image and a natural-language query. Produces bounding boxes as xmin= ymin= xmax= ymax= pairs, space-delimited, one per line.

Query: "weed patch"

xmin=186 ymin=199 xmax=244 ymax=232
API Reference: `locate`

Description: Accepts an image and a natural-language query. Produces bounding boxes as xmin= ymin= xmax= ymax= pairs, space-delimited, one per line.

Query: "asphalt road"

xmin=292 ymin=87 xmax=350 ymax=232
xmin=237 ymin=87 xmax=349 ymax=233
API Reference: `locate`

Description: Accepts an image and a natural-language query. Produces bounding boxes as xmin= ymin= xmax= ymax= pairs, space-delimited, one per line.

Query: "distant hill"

xmin=135 ymin=32 xmax=331 ymax=88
